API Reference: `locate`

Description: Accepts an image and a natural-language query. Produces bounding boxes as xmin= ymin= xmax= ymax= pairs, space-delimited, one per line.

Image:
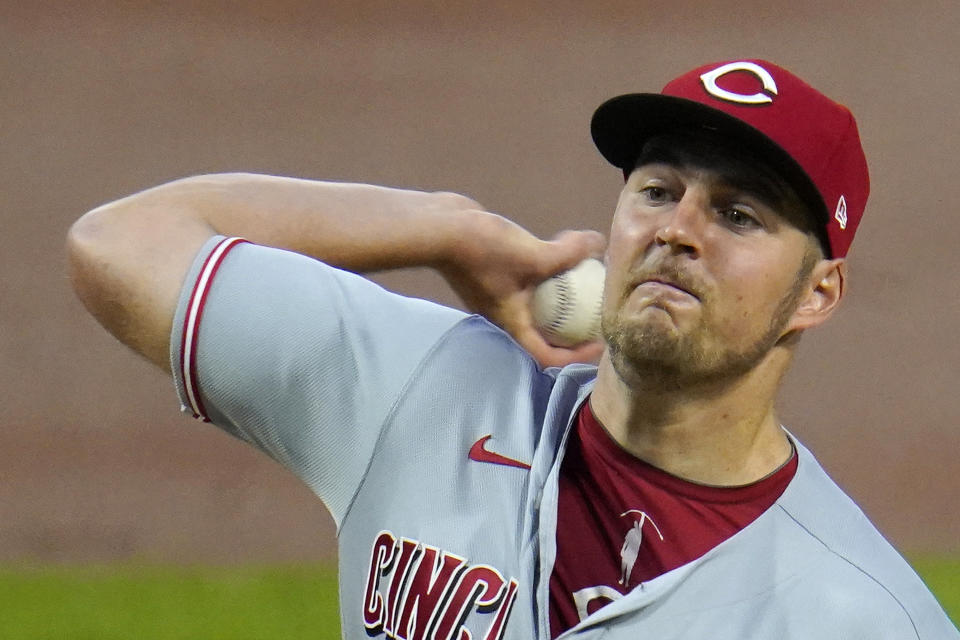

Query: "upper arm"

xmin=67 ymin=186 xmax=216 ymax=371
xmin=171 ymin=240 xmax=467 ymax=522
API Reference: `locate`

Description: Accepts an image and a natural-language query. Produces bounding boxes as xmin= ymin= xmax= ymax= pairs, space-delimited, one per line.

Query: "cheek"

xmin=608 ymin=211 xmax=654 ymax=261
xmin=601 ymin=265 xmax=628 ymax=315
xmin=604 ymin=219 xmax=650 ymax=300
xmin=713 ymin=266 xmax=796 ymax=326
xmin=604 ymin=219 xmax=630 ymax=275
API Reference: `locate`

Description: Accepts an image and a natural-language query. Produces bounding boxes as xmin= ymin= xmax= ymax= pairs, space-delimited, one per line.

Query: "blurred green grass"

xmin=0 ymin=557 xmax=956 ymax=638
xmin=910 ymin=555 xmax=960 ymax=627
xmin=0 ymin=564 xmax=341 ymax=639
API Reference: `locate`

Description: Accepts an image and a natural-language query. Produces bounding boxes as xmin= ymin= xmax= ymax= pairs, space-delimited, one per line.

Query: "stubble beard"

xmin=602 ymin=267 xmax=812 ymax=390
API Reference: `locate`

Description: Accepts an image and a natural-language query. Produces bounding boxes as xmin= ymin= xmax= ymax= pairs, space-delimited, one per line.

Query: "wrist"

xmin=426 ymin=193 xmax=485 ymax=272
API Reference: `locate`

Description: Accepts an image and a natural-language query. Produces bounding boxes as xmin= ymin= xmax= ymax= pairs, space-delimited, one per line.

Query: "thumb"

xmin=541 ymin=230 xmax=607 ymax=278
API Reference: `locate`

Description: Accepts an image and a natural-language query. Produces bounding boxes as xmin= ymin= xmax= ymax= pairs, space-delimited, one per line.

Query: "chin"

xmin=604 ymin=317 xmax=689 ymax=374
xmin=602 ymin=312 xmax=772 ymax=387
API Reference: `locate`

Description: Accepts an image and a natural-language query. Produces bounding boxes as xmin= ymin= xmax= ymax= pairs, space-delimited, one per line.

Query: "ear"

xmin=786 ymin=258 xmax=846 ymax=333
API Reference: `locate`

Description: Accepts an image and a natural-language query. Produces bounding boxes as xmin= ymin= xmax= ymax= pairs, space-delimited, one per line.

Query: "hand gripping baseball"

xmin=531 ymin=257 xmax=605 ymax=348
xmin=439 ymin=211 xmax=606 ymax=368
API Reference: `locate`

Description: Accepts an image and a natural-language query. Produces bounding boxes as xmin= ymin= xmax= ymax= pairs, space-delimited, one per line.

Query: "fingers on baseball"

xmin=520 ymin=325 xmax=604 ymax=368
xmin=544 ymin=230 xmax=607 ymax=277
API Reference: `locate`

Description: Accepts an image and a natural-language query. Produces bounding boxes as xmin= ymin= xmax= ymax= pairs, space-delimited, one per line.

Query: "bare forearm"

xmin=67 ymin=172 xmax=482 ymax=369
xmin=85 ymin=173 xmax=480 ymax=271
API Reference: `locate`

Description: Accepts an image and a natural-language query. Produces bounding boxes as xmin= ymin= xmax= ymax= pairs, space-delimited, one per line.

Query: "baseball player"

xmin=68 ymin=59 xmax=958 ymax=638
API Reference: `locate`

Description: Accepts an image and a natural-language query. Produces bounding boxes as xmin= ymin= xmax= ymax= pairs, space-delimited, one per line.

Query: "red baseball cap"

xmin=591 ymin=59 xmax=869 ymax=258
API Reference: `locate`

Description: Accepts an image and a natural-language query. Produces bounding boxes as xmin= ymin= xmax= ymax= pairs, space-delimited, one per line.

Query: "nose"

xmin=654 ymin=190 xmax=706 ymax=256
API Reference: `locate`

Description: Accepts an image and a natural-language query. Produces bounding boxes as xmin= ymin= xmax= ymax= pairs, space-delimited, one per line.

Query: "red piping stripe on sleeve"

xmin=179 ymin=237 xmax=249 ymax=421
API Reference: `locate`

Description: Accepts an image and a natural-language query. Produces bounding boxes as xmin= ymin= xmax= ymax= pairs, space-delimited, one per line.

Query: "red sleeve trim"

xmin=179 ymin=237 xmax=250 ymax=422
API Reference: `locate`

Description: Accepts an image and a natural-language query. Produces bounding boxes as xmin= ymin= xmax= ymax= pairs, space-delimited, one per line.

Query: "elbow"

xmin=431 ymin=190 xmax=484 ymax=213
xmin=65 ymin=172 xmax=218 ymax=269
xmin=67 ymin=198 xmax=124 ymax=262
xmin=66 ymin=205 xmax=116 ymax=314
xmin=65 ymin=172 xmax=223 ymax=286
xmin=67 ymin=206 xmax=107 ymax=278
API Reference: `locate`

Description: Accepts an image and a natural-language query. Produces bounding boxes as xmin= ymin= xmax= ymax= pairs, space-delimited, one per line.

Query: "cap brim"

xmin=590 ymin=93 xmax=830 ymax=244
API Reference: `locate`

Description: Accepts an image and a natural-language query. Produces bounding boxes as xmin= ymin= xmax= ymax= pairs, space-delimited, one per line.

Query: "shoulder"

xmin=769 ymin=439 xmax=958 ymax=638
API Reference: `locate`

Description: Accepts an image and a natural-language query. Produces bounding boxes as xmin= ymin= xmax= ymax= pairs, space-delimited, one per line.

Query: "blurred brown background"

xmin=2 ymin=1 xmax=958 ymax=566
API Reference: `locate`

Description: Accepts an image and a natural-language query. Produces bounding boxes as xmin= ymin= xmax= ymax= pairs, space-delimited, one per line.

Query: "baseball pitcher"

xmin=68 ymin=59 xmax=958 ymax=638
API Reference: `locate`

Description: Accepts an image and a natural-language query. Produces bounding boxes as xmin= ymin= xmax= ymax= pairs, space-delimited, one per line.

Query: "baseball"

xmin=531 ymin=258 xmax=605 ymax=347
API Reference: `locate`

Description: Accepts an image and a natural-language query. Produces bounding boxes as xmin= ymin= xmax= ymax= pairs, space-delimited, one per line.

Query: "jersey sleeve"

xmin=169 ymin=236 xmax=468 ymax=526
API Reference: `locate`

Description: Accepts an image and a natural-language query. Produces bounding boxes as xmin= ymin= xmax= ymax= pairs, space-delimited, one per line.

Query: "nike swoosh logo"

xmin=468 ymin=435 xmax=532 ymax=470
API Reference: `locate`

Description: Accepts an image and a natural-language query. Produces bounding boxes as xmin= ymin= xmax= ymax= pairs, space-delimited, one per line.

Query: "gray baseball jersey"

xmin=170 ymin=236 xmax=958 ymax=639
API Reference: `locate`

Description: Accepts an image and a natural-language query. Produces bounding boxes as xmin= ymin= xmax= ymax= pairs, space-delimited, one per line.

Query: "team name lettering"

xmin=363 ymin=531 xmax=519 ymax=640
xmin=572 ymin=586 xmax=622 ymax=622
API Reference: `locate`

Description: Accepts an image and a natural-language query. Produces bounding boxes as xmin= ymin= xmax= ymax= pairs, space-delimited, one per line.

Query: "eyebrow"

xmin=716 ymin=171 xmax=788 ymax=210
xmin=636 ymin=159 xmax=788 ymax=211
xmin=634 ymin=134 xmax=794 ymax=202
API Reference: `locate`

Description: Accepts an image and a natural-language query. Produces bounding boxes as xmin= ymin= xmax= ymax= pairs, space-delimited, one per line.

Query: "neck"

xmin=590 ymin=347 xmax=794 ymax=486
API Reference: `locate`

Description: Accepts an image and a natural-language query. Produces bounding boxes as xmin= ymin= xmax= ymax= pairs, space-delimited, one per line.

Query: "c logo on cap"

xmin=700 ymin=61 xmax=778 ymax=105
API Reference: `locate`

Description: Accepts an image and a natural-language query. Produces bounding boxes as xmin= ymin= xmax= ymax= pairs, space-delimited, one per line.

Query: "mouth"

xmin=635 ymin=277 xmax=700 ymax=301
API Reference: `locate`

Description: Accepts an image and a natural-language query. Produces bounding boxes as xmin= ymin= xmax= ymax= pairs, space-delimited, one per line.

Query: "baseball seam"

xmin=548 ymin=272 xmax=573 ymax=337
xmin=589 ymin=295 xmax=601 ymax=338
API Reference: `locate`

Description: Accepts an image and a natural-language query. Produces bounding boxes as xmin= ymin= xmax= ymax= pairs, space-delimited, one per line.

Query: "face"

xmin=602 ymin=159 xmax=820 ymax=387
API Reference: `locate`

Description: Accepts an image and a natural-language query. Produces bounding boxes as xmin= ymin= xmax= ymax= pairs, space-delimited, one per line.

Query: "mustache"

xmin=630 ymin=263 xmax=705 ymax=300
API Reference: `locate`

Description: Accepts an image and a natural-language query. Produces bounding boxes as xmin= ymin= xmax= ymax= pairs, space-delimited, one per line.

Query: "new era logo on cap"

xmin=835 ymin=195 xmax=848 ymax=230
xmin=591 ymin=59 xmax=870 ymax=258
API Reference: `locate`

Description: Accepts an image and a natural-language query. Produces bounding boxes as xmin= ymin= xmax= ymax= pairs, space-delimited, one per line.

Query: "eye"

xmin=639 ymin=185 xmax=671 ymax=204
xmin=720 ymin=207 xmax=762 ymax=230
